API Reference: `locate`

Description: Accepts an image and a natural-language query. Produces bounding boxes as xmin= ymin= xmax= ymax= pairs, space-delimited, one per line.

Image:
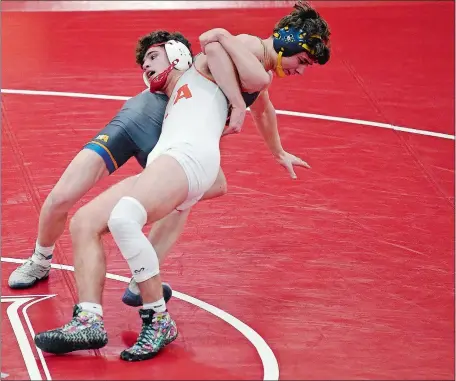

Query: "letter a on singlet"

xmin=173 ymin=84 xmax=193 ymax=105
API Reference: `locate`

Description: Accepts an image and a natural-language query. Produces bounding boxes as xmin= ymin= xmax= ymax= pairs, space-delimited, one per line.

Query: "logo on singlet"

xmin=95 ymin=134 xmax=109 ymax=143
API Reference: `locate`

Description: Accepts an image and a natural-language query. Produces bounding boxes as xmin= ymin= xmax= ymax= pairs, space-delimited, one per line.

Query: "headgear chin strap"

xmin=143 ymin=40 xmax=193 ymax=92
xmin=147 ymin=64 xmax=176 ymax=92
xmin=272 ymin=26 xmax=322 ymax=77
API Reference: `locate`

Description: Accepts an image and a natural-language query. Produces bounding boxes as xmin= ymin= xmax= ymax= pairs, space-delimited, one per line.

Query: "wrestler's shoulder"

xmin=233 ymin=33 xmax=262 ymax=45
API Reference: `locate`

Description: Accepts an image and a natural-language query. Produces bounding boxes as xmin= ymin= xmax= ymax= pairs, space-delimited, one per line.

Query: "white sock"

xmin=143 ymin=298 xmax=166 ymax=313
xmin=31 ymin=241 xmax=54 ymax=266
xmin=79 ymin=302 xmax=103 ymax=317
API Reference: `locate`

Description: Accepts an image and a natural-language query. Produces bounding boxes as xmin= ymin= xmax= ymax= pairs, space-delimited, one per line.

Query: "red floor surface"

xmin=1 ymin=1 xmax=455 ymax=380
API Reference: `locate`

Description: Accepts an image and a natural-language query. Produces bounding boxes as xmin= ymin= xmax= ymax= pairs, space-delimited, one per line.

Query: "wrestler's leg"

xmin=106 ymin=154 xmax=196 ymax=361
xmin=8 ymin=119 xmax=140 ymax=289
xmin=70 ymin=177 xmax=137 ymax=305
xmin=33 ymin=168 xmax=184 ymax=355
xmin=8 ymin=150 xmax=108 ymax=288
xmin=147 ymin=167 xmax=227 ymax=261
xmin=33 ymin=175 xmax=139 ymax=354
xmin=122 ymin=167 xmax=228 ymax=307
xmin=70 ymin=173 xmax=181 ymax=306
xmin=108 ymin=63 xmax=227 ymax=361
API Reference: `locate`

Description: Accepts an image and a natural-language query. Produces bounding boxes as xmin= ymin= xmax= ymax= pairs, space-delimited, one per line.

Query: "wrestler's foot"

xmin=8 ymin=254 xmax=50 ymax=289
xmin=122 ymin=280 xmax=172 ymax=307
xmin=34 ymin=305 xmax=108 ymax=354
xmin=120 ymin=309 xmax=178 ymax=362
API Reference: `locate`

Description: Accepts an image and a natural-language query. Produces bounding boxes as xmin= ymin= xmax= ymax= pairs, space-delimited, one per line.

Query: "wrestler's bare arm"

xmin=200 ymin=30 xmax=282 ymax=151
xmin=200 ymin=29 xmax=271 ymax=93
xmin=203 ymin=43 xmax=245 ymax=110
xmin=201 ymin=29 xmax=311 ymax=177
xmin=195 ymin=37 xmax=270 ymax=134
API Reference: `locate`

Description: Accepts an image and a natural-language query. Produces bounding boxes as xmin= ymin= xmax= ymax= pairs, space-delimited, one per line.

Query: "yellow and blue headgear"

xmin=273 ymin=26 xmax=322 ymax=77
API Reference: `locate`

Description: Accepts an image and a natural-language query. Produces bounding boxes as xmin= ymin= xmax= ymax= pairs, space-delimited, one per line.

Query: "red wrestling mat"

xmin=1 ymin=1 xmax=454 ymax=380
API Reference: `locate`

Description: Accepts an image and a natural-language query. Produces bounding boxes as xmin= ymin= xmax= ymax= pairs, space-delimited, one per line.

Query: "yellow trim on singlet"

xmin=88 ymin=141 xmax=119 ymax=169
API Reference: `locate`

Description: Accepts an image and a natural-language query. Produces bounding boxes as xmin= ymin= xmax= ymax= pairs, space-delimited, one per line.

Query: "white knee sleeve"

xmin=107 ymin=196 xmax=160 ymax=282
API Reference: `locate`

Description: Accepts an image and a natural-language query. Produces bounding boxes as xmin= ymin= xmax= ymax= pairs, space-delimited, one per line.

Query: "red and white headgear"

xmin=143 ymin=40 xmax=193 ymax=92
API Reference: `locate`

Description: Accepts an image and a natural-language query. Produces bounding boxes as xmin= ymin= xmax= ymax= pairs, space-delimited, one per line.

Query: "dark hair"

xmin=135 ymin=30 xmax=192 ymax=66
xmin=274 ymin=1 xmax=331 ymax=65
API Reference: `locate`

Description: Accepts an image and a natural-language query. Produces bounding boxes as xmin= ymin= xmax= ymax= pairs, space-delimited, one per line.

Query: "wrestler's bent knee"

xmin=69 ymin=207 xmax=102 ymax=239
xmin=43 ymin=188 xmax=77 ymax=215
xmin=108 ymin=197 xmax=159 ymax=282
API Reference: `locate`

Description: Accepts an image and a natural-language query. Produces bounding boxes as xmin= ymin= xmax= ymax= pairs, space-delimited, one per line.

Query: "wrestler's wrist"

xmin=208 ymin=29 xmax=230 ymax=45
xmin=229 ymin=95 xmax=246 ymax=109
xmin=270 ymin=141 xmax=286 ymax=156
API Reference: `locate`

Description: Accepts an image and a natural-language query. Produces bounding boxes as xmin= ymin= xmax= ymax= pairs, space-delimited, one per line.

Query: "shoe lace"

xmin=137 ymin=321 xmax=157 ymax=347
xmin=135 ymin=313 xmax=167 ymax=347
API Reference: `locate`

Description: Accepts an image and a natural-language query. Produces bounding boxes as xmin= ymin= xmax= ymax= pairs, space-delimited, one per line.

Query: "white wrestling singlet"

xmin=146 ymin=65 xmax=229 ymax=210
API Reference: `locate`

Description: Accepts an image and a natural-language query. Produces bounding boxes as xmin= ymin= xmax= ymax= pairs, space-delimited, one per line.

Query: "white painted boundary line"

xmin=1 ymin=294 xmax=55 ymax=380
xmin=1 ymin=89 xmax=129 ymax=101
xmin=23 ymin=296 xmax=56 ymax=381
xmin=2 ymin=88 xmax=453 ymax=141
xmin=1 ymin=257 xmax=280 ymax=381
xmin=274 ymin=109 xmax=455 ymax=140
xmin=3 ymin=298 xmax=43 ymax=380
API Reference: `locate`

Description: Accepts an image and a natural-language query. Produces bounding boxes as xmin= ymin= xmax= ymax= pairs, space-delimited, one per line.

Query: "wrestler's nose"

xmin=142 ymin=61 xmax=150 ymax=71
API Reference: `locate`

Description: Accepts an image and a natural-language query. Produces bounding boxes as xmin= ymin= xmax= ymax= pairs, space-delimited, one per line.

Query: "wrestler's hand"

xmin=200 ymin=28 xmax=230 ymax=53
xmin=274 ymin=150 xmax=311 ymax=179
xmin=223 ymin=103 xmax=247 ymax=136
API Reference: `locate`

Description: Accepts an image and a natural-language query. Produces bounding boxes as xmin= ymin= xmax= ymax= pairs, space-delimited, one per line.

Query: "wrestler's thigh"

xmin=51 ymin=149 xmax=109 ymax=206
xmin=126 ymin=154 xmax=189 ymax=224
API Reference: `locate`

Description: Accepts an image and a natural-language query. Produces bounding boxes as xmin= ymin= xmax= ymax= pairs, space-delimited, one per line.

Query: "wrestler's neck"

xmin=162 ymin=71 xmax=183 ymax=97
xmin=261 ymin=37 xmax=279 ymax=73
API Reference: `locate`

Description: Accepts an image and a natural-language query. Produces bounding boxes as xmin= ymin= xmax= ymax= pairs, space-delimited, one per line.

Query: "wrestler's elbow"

xmin=199 ymin=28 xmax=231 ymax=47
xmin=241 ymin=71 xmax=270 ymax=93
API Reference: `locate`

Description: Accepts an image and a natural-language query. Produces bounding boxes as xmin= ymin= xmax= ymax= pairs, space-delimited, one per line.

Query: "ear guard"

xmin=143 ymin=39 xmax=192 ymax=91
xmin=273 ymin=26 xmax=322 ymax=77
